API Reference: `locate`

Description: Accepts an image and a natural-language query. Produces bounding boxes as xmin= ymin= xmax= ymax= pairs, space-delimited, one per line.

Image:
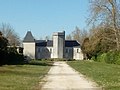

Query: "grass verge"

xmin=68 ymin=61 xmax=120 ymax=90
xmin=0 ymin=60 xmax=53 ymax=90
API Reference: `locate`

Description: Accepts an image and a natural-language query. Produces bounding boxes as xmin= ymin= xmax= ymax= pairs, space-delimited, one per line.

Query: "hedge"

xmin=93 ymin=51 xmax=120 ymax=65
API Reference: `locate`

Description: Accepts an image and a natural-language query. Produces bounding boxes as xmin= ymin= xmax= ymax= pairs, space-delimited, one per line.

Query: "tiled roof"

xmin=23 ymin=31 xmax=80 ymax=47
xmin=36 ymin=40 xmax=53 ymax=47
xmin=23 ymin=31 xmax=35 ymax=42
xmin=65 ymin=40 xmax=80 ymax=47
xmin=36 ymin=40 xmax=80 ymax=47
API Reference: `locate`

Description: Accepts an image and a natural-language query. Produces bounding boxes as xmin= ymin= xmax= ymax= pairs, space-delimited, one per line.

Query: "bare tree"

xmin=0 ymin=23 xmax=20 ymax=46
xmin=72 ymin=27 xmax=81 ymax=42
xmin=88 ymin=0 xmax=120 ymax=50
xmin=66 ymin=34 xmax=72 ymax=40
xmin=71 ymin=27 xmax=88 ymax=44
xmin=0 ymin=31 xmax=8 ymax=51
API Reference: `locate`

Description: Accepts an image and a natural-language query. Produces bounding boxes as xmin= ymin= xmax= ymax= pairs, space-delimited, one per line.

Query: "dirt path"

xmin=40 ymin=61 xmax=101 ymax=90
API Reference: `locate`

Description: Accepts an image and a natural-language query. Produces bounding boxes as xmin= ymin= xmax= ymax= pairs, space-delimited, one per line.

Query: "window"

xmin=38 ymin=48 xmax=40 ymax=52
xmin=66 ymin=49 xmax=69 ymax=53
xmin=77 ymin=49 xmax=79 ymax=53
xmin=50 ymin=48 xmax=52 ymax=53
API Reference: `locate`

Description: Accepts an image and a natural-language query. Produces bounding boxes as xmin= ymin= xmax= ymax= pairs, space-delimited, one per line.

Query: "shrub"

xmin=94 ymin=51 xmax=120 ymax=65
xmin=105 ymin=51 xmax=119 ymax=64
xmin=114 ymin=51 xmax=120 ymax=65
xmin=6 ymin=47 xmax=25 ymax=65
xmin=105 ymin=51 xmax=113 ymax=64
xmin=115 ymin=59 xmax=120 ymax=65
xmin=97 ymin=53 xmax=107 ymax=63
xmin=7 ymin=52 xmax=24 ymax=65
xmin=0 ymin=50 xmax=8 ymax=65
xmin=91 ymin=56 xmax=96 ymax=61
xmin=0 ymin=49 xmax=24 ymax=65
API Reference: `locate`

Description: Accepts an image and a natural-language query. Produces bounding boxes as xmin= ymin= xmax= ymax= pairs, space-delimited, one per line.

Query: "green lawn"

xmin=68 ymin=61 xmax=120 ymax=90
xmin=0 ymin=60 xmax=53 ymax=90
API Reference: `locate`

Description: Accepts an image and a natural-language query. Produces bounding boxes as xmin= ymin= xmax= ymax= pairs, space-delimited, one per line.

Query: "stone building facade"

xmin=23 ymin=31 xmax=83 ymax=60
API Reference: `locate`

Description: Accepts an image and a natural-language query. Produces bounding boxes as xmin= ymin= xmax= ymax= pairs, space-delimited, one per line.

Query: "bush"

xmin=0 ymin=49 xmax=24 ymax=65
xmin=105 ymin=51 xmax=114 ymax=64
xmin=94 ymin=51 xmax=120 ymax=65
xmin=105 ymin=51 xmax=120 ymax=64
xmin=91 ymin=56 xmax=95 ymax=61
xmin=97 ymin=53 xmax=107 ymax=63
xmin=28 ymin=60 xmax=53 ymax=66
xmin=6 ymin=47 xmax=25 ymax=65
xmin=115 ymin=59 xmax=120 ymax=65
xmin=114 ymin=52 xmax=120 ymax=65
xmin=0 ymin=51 xmax=8 ymax=65
xmin=7 ymin=52 xmax=24 ymax=65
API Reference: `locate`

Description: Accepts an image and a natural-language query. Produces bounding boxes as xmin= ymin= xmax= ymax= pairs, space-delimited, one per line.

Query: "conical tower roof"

xmin=23 ymin=31 xmax=35 ymax=42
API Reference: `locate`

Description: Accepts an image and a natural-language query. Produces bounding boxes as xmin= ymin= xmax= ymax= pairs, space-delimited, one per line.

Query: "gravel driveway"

xmin=40 ymin=61 xmax=101 ymax=90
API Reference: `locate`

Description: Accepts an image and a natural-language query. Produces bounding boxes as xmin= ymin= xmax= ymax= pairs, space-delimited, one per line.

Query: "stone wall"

xmin=64 ymin=47 xmax=73 ymax=59
xmin=23 ymin=42 xmax=35 ymax=59
xmin=73 ymin=46 xmax=83 ymax=60
xmin=36 ymin=47 xmax=53 ymax=59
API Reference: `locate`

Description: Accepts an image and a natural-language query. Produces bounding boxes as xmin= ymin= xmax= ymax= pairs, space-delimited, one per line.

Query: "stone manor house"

xmin=23 ymin=31 xmax=83 ymax=60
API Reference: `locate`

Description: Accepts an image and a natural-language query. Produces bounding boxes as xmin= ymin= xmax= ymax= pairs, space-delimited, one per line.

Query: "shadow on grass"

xmin=0 ymin=69 xmax=47 ymax=77
xmin=28 ymin=60 xmax=54 ymax=66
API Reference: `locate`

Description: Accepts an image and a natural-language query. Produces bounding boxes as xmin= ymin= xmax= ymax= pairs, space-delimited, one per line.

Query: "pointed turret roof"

xmin=23 ymin=31 xmax=35 ymax=42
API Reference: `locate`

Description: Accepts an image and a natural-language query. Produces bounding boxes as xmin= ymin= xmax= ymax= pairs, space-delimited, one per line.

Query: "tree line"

xmin=66 ymin=0 xmax=120 ymax=64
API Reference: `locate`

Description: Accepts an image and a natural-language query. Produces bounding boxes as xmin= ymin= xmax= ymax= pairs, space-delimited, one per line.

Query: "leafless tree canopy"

xmin=66 ymin=27 xmax=88 ymax=44
xmin=0 ymin=23 xmax=21 ymax=46
xmin=66 ymin=34 xmax=72 ymax=40
xmin=88 ymin=0 xmax=120 ymax=50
